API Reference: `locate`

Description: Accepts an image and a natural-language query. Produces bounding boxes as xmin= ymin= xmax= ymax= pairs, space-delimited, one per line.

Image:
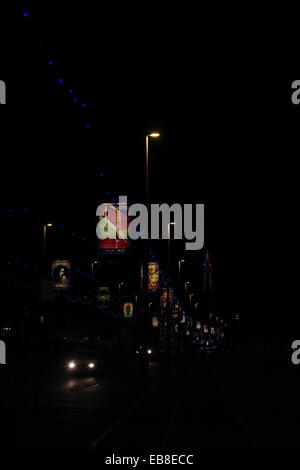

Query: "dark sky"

xmin=0 ymin=5 xmax=296 ymax=327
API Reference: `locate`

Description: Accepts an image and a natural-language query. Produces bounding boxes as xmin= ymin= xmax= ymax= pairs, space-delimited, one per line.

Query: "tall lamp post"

xmin=118 ymin=282 xmax=124 ymax=297
xmin=189 ymin=293 xmax=195 ymax=322
xmin=178 ymin=259 xmax=185 ymax=284
xmin=178 ymin=259 xmax=185 ymax=295
xmin=43 ymin=223 xmax=53 ymax=273
xmin=145 ymin=132 xmax=160 ymax=207
xmin=36 ymin=222 xmax=52 ymax=406
xmin=177 ymin=258 xmax=185 ymax=353
xmin=142 ymin=132 xmax=160 ymax=381
xmin=166 ymin=221 xmax=176 ymax=372
xmin=91 ymin=260 xmax=98 ymax=280
xmin=91 ymin=261 xmax=98 ymax=300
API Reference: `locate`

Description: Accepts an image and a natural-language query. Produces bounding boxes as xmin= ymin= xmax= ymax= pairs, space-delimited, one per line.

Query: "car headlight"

xmin=88 ymin=363 xmax=95 ymax=368
xmin=147 ymin=349 xmax=152 ymax=355
xmin=68 ymin=361 xmax=76 ymax=369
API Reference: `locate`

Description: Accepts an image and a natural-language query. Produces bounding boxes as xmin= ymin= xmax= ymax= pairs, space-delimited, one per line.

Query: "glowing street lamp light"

xmin=91 ymin=261 xmax=98 ymax=279
xmin=43 ymin=223 xmax=53 ymax=272
xmin=142 ymin=131 xmax=161 ymax=380
xmin=145 ymin=132 xmax=160 ymax=206
xmin=118 ymin=282 xmax=124 ymax=297
xmin=166 ymin=221 xmax=176 ymax=372
xmin=178 ymin=259 xmax=185 ymax=285
xmin=44 ymin=223 xmax=53 ymax=244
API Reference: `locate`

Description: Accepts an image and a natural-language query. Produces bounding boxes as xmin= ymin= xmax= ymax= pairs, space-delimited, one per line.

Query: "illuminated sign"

xmin=160 ymin=288 xmax=174 ymax=307
xmin=123 ymin=302 xmax=133 ymax=318
xmin=97 ymin=286 xmax=110 ymax=308
xmin=96 ymin=195 xmax=205 ymax=251
xmin=148 ymin=262 xmax=159 ymax=292
xmin=52 ymin=260 xmax=71 ymax=291
xmin=97 ymin=201 xmax=129 ymax=253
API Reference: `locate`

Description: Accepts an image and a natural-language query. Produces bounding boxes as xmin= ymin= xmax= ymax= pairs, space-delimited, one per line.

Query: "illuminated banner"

xmin=97 ymin=286 xmax=110 ymax=308
xmin=52 ymin=260 xmax=71 ymax=291
xmin=123 ymin=302 xmax=133 ymax=318
xmin=160 ymin=288 xmax=174 ymax=307
xmin=148 ymin=262 xmax=159 ymax=292
xmin=97 ymin=201 xmax=129 ymax=253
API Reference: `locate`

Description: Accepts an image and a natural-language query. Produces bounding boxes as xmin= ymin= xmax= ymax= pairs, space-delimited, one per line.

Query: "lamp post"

xmin=118 ymin=282 xmax=124 ymax=297
xmin=143 ymin=132 xmax=160 ymax=313
xmin=178 ymin=259 xmax=185 ymax=284
xmin=145 ymin=132 xmax=160 ymax=207
xmin=36 ymin=222 xmax=52 ymax=406
xmin=177 ymin=260 xmax=185 ymax=354
xmin=166 ymin=221 xmax=176 ymax=372
xmin=43 ymin=223 xmax=53 ymax=273
xmin=178 ymin=259 xmax=185 ymax=294
xmin=142 ymin=132 xmax=160 ymax=382
xmin=91 ymin=261 xmax=98 ymax=280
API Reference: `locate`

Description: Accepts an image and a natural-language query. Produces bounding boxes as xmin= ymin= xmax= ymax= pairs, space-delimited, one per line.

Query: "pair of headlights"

xmin=68 ymin=361 xmax=95 ymax=369
xmin=136 ymin=349 xmax=152 ymax=355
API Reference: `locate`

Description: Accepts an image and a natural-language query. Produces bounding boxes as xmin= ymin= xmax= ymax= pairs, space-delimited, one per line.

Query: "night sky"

xmin=0 ymin=5 xmax=295 ymax=331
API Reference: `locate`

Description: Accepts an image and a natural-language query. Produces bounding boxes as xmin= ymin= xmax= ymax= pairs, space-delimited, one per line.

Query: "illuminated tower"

xmin=202 ymin=249 xmax=213 ymax=294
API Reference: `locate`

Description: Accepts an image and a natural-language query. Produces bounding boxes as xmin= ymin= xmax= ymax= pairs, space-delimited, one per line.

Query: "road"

xmin=2 ymin=352 xmax=300 ymax=450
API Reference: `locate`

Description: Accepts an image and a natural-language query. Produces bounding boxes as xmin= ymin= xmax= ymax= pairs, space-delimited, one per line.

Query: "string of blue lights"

xmin=21 ymin=10 xmax=94 ymax=128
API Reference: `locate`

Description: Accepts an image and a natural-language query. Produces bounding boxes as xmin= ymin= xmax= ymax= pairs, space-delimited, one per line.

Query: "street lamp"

xmin=167 ymin=222 xmax=176 ymax=281
xmin=142 ymin=131 xmax=160 ymax=381
xmin=118 ymin=282 xmax=124 ymax=297
xmin=43 ymin=223 xmax=52 ymax=248
xmin=178 ymin=259 xmax=185 ymax=286
xmin=166 ymin=221 xmax=176 ymax=372
xmin=43 ymin=223 xmax=53 ymax=272
xmin=145 ymin=132 xmax=160 ymax=207
xmin=91 ymin=261 xmax=98 ymax=279
xmin=189 ymin=294 xmax=195 ymax=319
xmin=185 ymin=281 xmax=190 ymax=294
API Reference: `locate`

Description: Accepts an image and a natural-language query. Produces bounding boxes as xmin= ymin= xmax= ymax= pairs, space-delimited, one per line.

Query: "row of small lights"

xmin=22 ymin=11 xmax=94 ymax=128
